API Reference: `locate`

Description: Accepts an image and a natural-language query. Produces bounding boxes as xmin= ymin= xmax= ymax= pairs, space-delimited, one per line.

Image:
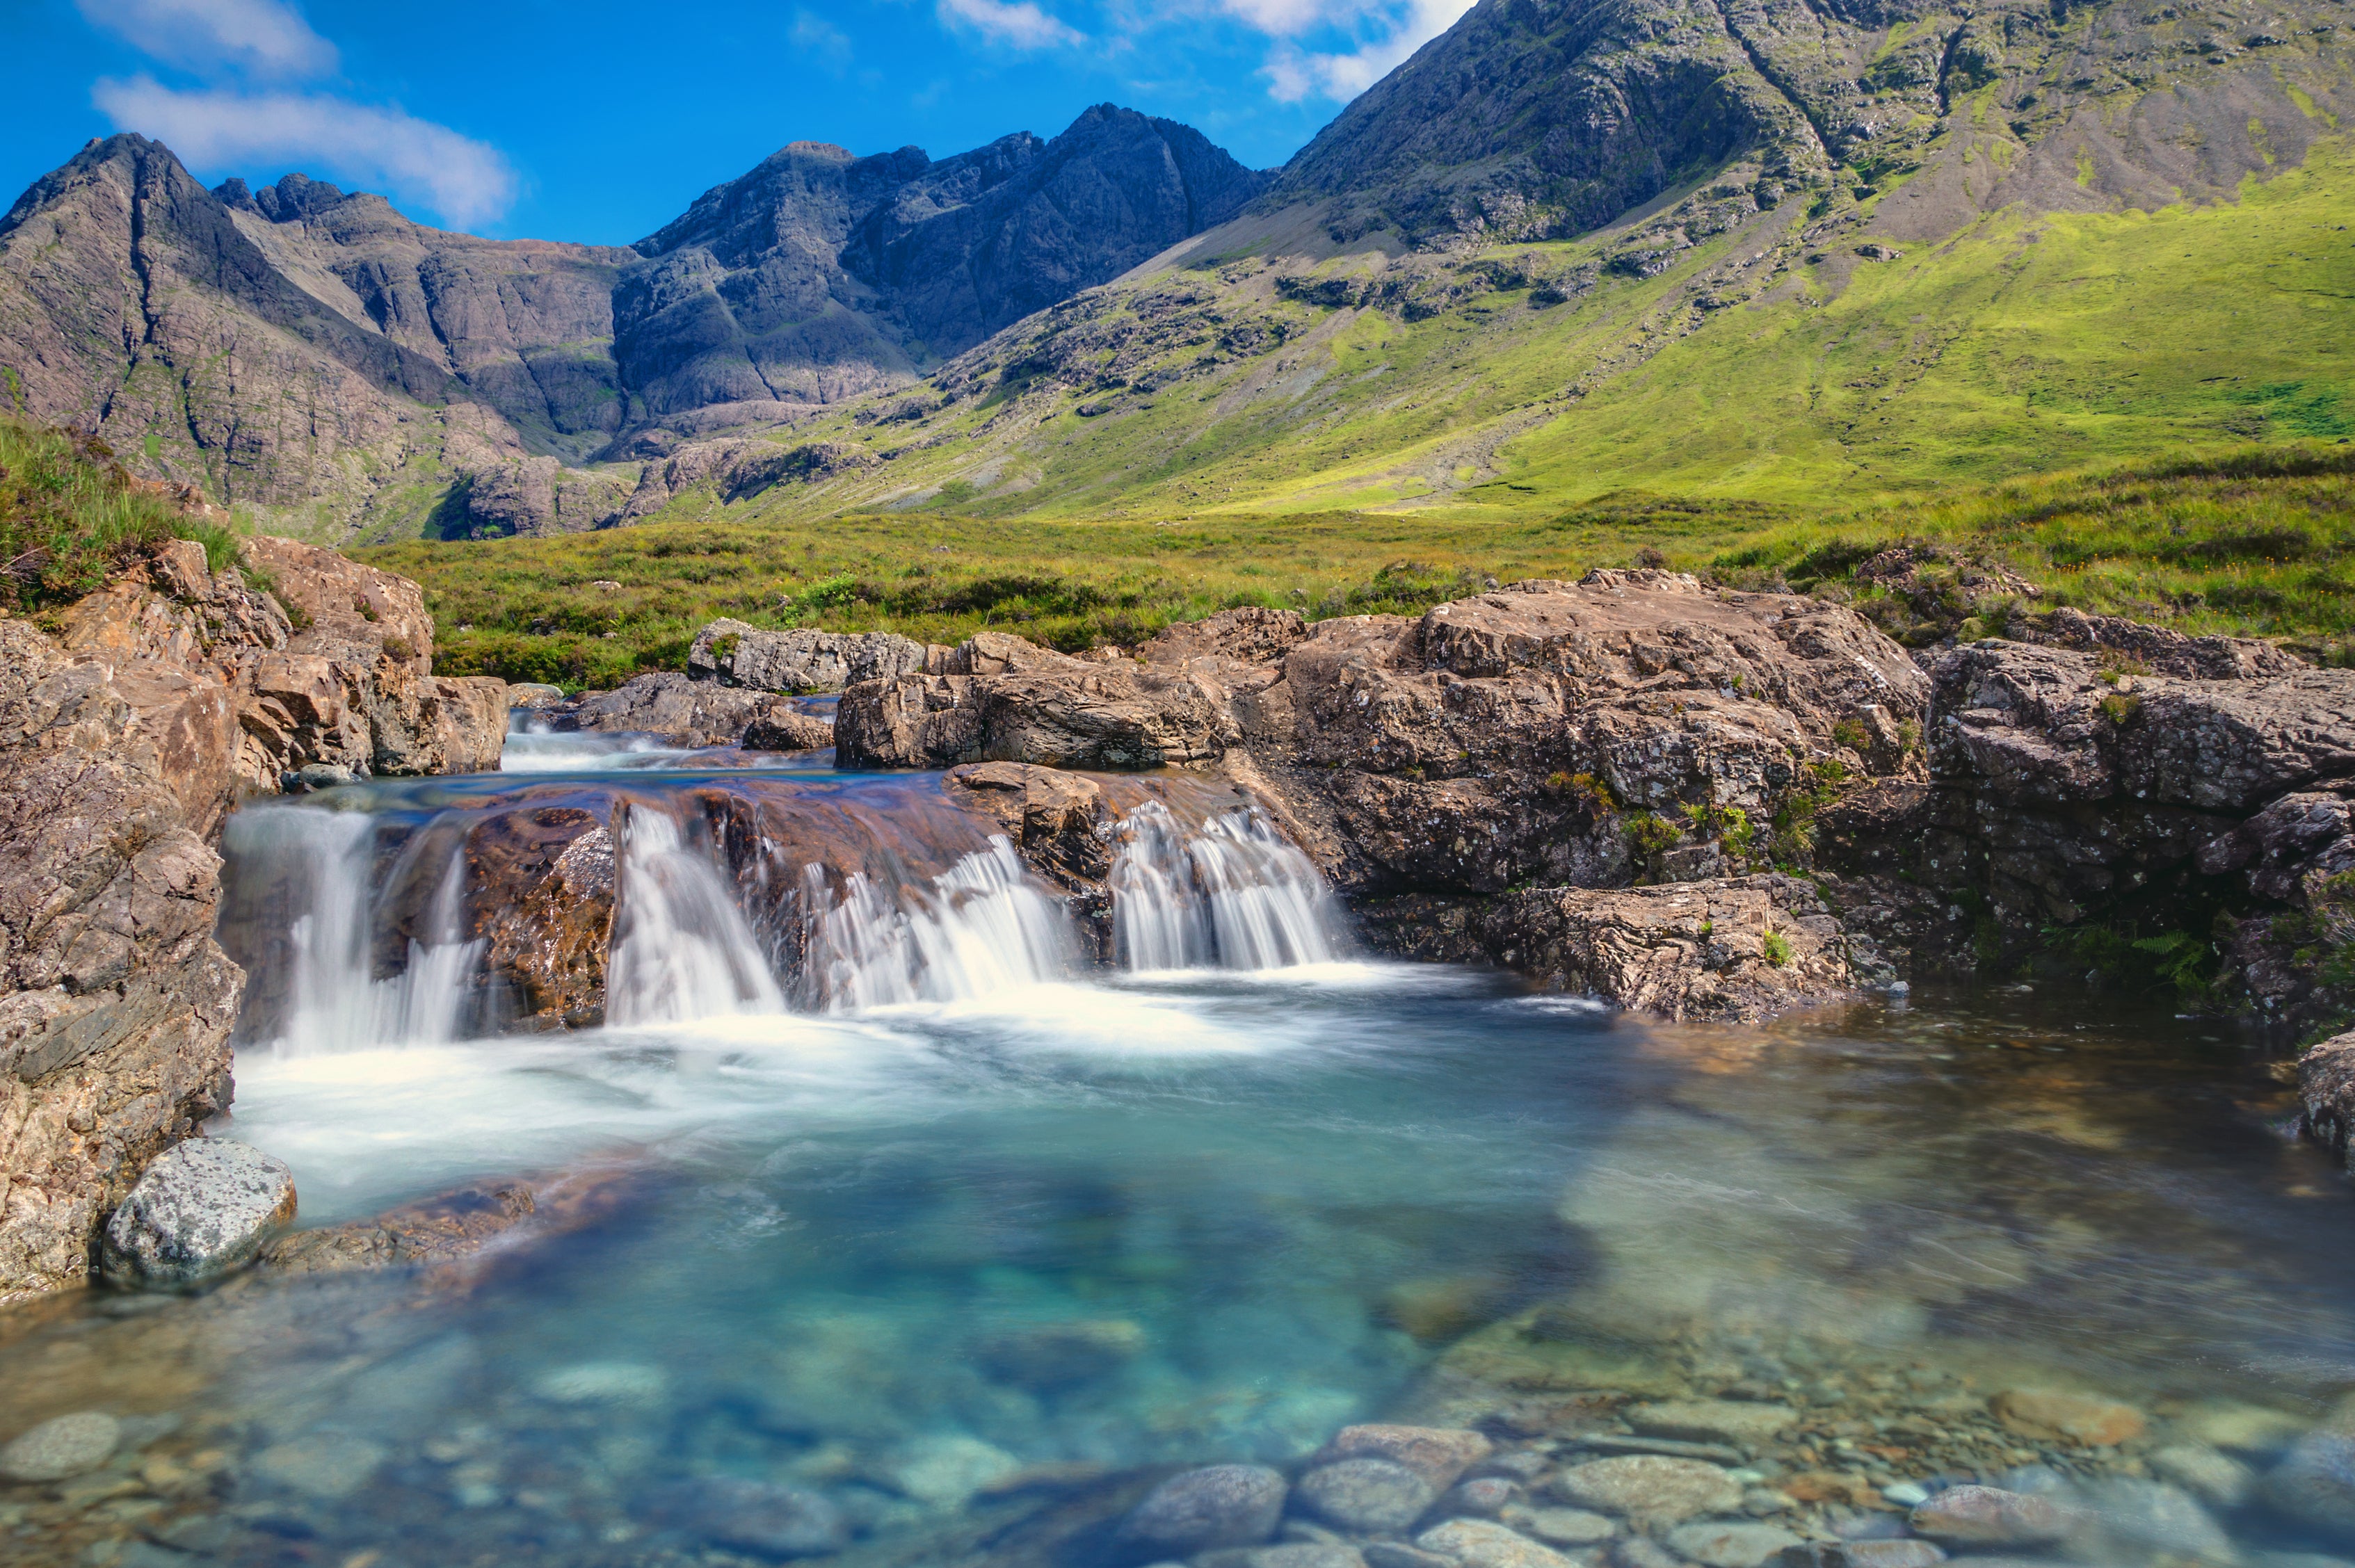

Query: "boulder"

xmin=476 ymin=814 xmax=617 ymax=1030
xmin=2267 ymin=1405 xmax=2355 ymax=1542
xmin=837 ymin=640 xmax=1239 ymax=771
xmin=1988 ymin=1389 xmax=2147 ymax=1447
xmin=689 ymin=619 xmax=932 ymax=692
xmin=99 ymin=1138 xmax=296 ymax=1286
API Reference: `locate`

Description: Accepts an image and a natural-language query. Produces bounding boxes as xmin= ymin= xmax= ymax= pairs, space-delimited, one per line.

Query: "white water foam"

xmin=605 ymin=811 xmax=787 ymax=1026
xmin=1110 ymin=802 xmax=1342 ymax=971
xmin=805 ymin=839 xmax=1072 ymax=1011
xmin=233 ymin=807 xmax=485 ymax=1056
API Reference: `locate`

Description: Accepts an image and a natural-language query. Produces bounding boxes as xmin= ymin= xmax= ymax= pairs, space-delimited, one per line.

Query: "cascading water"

xmin=803 ymin=839 xmax=1072 ymax=1010
xmin=224 ymin=805 xmax=485 ymax=1055
xmin=1110 ymin=801 xmax=1342 ymax=971
xmin=604 ymin=809 xmax=787 ymax=1026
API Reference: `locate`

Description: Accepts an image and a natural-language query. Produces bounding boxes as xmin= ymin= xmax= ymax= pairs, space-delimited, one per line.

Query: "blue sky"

xmin=0 ymin=0 xmax=1472 ymax=245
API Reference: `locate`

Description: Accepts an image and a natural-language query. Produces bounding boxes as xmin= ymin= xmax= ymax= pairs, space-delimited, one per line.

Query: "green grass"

xmin=0 ymin=420 xmax=238 ymax=609
xmin=1703 ymin=445 xmax=2355 ymax=648
xmin=364 ymin=444 xmax=2355 ymax=687
xmin=628 ymin=129 xmax=2351 ymax=531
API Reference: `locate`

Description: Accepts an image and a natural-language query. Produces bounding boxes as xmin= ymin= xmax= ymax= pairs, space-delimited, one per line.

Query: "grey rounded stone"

xmin=102 ymin=1140 xmax=296 ymax=1288
xmin=1120 ymin=1464 xmax=1287 ymax=1554
xmin=1299 ymin=1457 xmax=1442 ymax=1533
xmin=0 ymin=1412 xmax=120 ymax=1482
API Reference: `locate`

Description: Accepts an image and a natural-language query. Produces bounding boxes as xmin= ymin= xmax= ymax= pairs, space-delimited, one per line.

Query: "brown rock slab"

xmin=1988 ymin=1389 xmax=2147 ymax=1447
xmin=1908 ymin=1485 xmax=2073 ymax=1546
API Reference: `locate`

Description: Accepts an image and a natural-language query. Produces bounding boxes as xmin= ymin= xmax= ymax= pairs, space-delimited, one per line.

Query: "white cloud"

xmin=93 ymin=76 xmax=520 ymax=229
xmin=937 ymin=0 xmax=1084 ymax=49
xmin=791 ymin=7 xmax=855 ymax=69
xmin=74 ymin=0 xmax=336 ymax=79
xmin=1258 ymin=0 xmax=1473 ymax=102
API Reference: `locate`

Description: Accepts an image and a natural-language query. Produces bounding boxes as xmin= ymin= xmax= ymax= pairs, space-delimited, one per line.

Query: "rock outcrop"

xmin=0 ymin=538 xmax=506 ymax=1302
xmin=1359 ymin=876 xmax=1859 ymax=1023
xmin=837 ymin=575 xmax=1926 ymax=1017
xmin=1809 ymin=638 xmax=2355 ymax=1021
xmin=540 ymin=672 xmax=833 ymax=750
xmin=689 ymin=620 xmax=931 ymax=692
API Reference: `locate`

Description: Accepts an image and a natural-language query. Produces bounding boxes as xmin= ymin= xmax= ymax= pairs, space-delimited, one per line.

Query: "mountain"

xmin=1 ymin=0 xmax=2348 ymax=541
xmin=682 ymin=0 xmax=2353 ymax=522
xmin=0 ymin=106 xmax=1268 ymax=532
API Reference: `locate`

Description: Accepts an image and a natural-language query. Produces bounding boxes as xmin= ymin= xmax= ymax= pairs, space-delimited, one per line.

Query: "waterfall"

xmin=228 ymin=807 xmax=485 ymax=1056
xmin=1111 ymin=802 xmax=1341 ymax=971
xmin=804 ymin=839 xmax=1071 ymax=1011
xmin=605 ymin=811 xmax=787 ymax=1026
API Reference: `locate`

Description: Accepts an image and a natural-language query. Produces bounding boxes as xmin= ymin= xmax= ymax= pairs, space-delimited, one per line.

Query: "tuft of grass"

xmin=0 ymin=419 xmax=238 ymax=609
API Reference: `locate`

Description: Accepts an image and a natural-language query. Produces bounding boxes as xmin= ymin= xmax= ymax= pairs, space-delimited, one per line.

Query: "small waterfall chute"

xmin=605 ymin=810 xmax=786 ymax=1026
xmin=805 ymin=839 xmax=1072 ymax=1011
xmin=1110 ymin=802 xmax=1342 ymax=972
xmin=228 ymin=805 xmax=485 ymax=1056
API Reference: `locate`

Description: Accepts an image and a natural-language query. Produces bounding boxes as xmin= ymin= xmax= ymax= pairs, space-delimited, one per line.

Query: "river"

xmin=1 ymin=730 xmax=2349 ymax=1568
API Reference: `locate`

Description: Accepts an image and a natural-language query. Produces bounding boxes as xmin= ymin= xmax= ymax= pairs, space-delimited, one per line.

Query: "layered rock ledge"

xmin=0 ymin=538 xmax=507 ymax=1302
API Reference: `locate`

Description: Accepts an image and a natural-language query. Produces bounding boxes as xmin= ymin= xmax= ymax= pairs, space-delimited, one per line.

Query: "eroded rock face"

xmin=1809 ymin=638 xmax=2355 ymax=1024
xmin=689 ymin=620 xmax=932 ymax=693
xmin=545 ymin=672 xmax=821 ymax=750
xmin=1357 ymin=876 xmax=1856 ymax=1023
xmin=0 ymin=539 xmax=506 ymax=1302
xmin=474 ymin=811 xmax=617 ymax=1030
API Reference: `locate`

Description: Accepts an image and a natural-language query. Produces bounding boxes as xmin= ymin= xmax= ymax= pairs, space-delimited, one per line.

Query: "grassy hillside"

xmin=0 ymin=421 xmax=237 ymax=609
xmin=584 ymin=129 xmax=2352 ymax=532
xmin=369 ymin=444 xmax=2355 ymax=687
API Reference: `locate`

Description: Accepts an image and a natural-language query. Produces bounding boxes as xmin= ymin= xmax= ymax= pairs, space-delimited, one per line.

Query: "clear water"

xmin=3 ymin=743 xmax=2354 ymax=1568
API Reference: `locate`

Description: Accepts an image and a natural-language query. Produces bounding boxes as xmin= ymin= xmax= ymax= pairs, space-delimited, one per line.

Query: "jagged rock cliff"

xmin=0 ymin=107 xmax=1267 ymax=534
xmin=0 ymin=540 xmax=506 ymax=1303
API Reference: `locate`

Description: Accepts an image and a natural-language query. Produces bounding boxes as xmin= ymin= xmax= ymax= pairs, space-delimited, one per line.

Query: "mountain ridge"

xmin=1 ymin=0 xmax=2349 ymax=540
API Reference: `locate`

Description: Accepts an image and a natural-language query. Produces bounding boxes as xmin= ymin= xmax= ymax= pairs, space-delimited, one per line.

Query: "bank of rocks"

xmin=830 ymin=574 xmax=1929 ymax=1019
xmin=0 ymin=537 xmax=508 ymax=1302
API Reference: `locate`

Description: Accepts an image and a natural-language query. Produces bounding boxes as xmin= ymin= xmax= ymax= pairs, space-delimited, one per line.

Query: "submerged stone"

xmin=1120 ymin=1464 xmax=1287 ymax=1555
xmin=1313 ymin=1425 xmax=1495 ymax=1489
xmin=1666 ymin=1521 xmax=1806 ymax=1568
xmin=1627 ymin=1400 xmax=1798 ymax=1448
xmin=1297 ymin=1457 xmax=1440 ymax=1532
xmin=0 ymin=1412 xmax=120 ymax=1482
xmin=2151 ymin=1443 xmax=2256 ymax=1508
xmin=1552 ymin=1455 xmax=1743 ymax=1523
xmin=1989 ymin=1389 xmax=2148 ymax=1447
xmin=1908 ymin=1485 xmax=2073 ymax=1546
xmin=1416 ymin=1518 xmax=1580 ymax=1568
xmin=644 ymin=1475 xmax=849 ymax=1558
xmin=254 ymin=1434 xmax=387 ymax=1499
xmin=102 ymin=1140 xmax=296 ymax=1288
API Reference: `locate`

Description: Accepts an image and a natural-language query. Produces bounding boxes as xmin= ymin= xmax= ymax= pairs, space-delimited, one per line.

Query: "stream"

xmin=3 ymin=729 xmax=2354 ymax=1568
